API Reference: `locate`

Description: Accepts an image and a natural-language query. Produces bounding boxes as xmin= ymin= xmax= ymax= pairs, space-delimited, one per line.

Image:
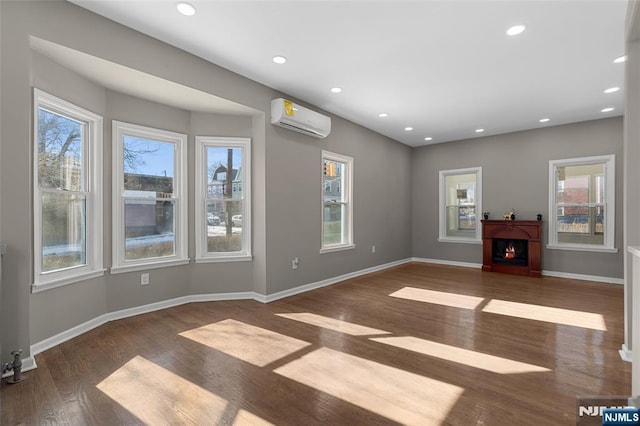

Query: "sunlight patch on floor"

xmin=389 ymin=287 xmax=485 ymax=310
xmin=274 ymin=347 xmax=463 ymax=425
xmin=232 ymin=409 xmax=275 ymax=426
xmin=482 ymin=299 xmax=607 ymax=331
xmin=371 ymin=336 xmax=550 ymax=374
xmin=276 ymin=312 xmax=391 ymax=336
xmin=179 ymin=319 xmax=311 ymax=367
xmin=96 ymin=355 xmax=227 ymax=424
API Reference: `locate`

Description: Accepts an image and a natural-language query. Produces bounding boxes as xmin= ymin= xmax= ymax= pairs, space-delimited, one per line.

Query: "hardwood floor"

xmin=1 ymin=263 xmax=631 ymax=425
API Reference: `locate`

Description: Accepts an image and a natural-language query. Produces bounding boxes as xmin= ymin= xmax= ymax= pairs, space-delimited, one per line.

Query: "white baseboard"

xmin=411 ymin=257 xmax=482 ymax=269
xmin=619 ymin=343 xmax=632 ymax=362
xmin=263 ymin=258 xmax=412 ymax=303
xmin=29 ymin=259 xmax=412 ymax=359
xmin=411 ymin=257 xmax=623 ymax=285
xmin=541 ymin=270 xmax=624 ymax=285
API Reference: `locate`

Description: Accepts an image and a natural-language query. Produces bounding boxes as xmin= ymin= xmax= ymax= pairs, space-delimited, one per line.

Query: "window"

xmin=112 ymin=121 xmax=188 ymax=273
xmin=195 ymin=137 xmax=251 ymax=262
xmin=439 ymin=167 xmax=482 ymax=243
xmin=321 ymin=151 xmax=354 ymax=253
xmin=33 ymin=89 xmax=104 ymax=291
xmin=548 ymin=155 xmax=616 ymax=252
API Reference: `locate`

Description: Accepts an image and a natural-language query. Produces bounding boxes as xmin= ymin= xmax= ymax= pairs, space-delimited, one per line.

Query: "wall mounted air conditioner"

xmin=271 ymin=98 xmax=331 ymax=139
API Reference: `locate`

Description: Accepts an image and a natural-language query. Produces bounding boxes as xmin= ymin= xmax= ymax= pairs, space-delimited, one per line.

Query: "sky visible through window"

xmin=122 ymin=137 xmax=243 ymax=180
xmin=207 ymin=147 xmax=242 ymax=176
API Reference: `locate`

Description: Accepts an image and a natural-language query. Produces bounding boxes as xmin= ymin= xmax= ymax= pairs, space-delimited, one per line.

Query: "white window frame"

xmin=320 ymin=150 xmax=355 ymax=253
xmin=547 ymin=155 xmax=617 ymax=253
xmin=111 ymin=121 xmax=189 ymax=273
xmin=32 ymin=89 xmax=104 ymax=292
xmin=195 ymin=136 xmax=252 ymax=262
xmin=438 ymin=167 xmax=483 ymax=244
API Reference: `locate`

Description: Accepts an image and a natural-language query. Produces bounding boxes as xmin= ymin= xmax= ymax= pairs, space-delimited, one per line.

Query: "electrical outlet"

xmin=292 ymin=257 xmax=299 ymax=270
xmin=372 ymin=245 xmax=376 ymax=253
xmin=141 ymin=273 xmax=150 ymax=285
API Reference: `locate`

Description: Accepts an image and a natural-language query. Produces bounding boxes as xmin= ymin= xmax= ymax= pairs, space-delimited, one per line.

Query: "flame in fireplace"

xmin=504 ymin=242 xmax=516 ymax=259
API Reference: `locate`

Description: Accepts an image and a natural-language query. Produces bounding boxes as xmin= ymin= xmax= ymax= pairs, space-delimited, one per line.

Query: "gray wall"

xmin=0 ymin=0 xmax=413 ymax=361
xmin=412 ymin=117 xmax=624 ymax=279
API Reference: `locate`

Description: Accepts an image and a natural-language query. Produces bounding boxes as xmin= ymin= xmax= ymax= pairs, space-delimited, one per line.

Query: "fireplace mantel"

xmin=481 ymin=220 xmax=542 ymax=277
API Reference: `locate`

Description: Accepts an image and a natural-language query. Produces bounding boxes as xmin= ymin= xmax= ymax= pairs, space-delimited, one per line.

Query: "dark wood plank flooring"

xmin=1 ymin=263 xmax=631 ymax=425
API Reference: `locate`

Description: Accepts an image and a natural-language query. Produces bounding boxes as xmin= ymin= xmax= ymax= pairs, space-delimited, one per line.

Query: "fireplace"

xmin=481 ymin=220 xmax=541 ymax=277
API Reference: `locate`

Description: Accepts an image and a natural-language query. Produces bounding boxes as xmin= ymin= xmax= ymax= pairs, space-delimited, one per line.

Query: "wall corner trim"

xmin=620 ymin=343 xmax=633 ymax=362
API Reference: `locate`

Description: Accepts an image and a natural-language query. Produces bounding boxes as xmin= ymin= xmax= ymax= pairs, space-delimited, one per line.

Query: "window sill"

xmin=320 ymin=244 xmax=356 ymax=254
xmin=438 ymin=237 xmax=482 ymax=245
xmin=32 ymin=269 xmax=106 ymax=293
xmin=110 ymin=258 xmax=191 ymax=275
xmin=546 ymin=244 xmax=618 ymax=254
xmin=195 ymin=254 xmax=253 ymax=264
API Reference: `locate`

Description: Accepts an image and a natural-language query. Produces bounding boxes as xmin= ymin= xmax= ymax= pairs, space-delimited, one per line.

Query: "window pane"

xmin=123 ymin=137 xmax=174 ymax=197
xmin=37 ymin=108 xmax=83 ymax=191
xmin=444 ymin=174 xmax=476 ymax=238
xmin=323 ymin=159 xmax=346 ymax=245
xmin=554 ymin=161 xmax=607 ymax=246
xmin=206 ymin=146 xmax=244 ymax=254
xmin=124 ymin=200 xmax=175 ymax=260
xmin=41 ymin=192 xmax=86 ymax=272
xmin=207 ymin=147 xmax=243 ymax=200
xmin=557 ymin=205 xmax=604 ymax=245
xmin=323 ymin=203 xmax=347 ymax=245
xmin=206 ymin=200 xmax=243 ymax=252
xmin=323 ymin=160 xmax=344 ymax=203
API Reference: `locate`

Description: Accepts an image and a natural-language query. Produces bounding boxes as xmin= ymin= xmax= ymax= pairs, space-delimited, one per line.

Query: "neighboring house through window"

xmin=548 ymin=155 xmax=616 ymax=252
xmin=112 ymin=121 xmax=188 ymax=273
xmin=195 ymin=136 xmax=251 ymax=262
xmin=321 ymin=150 xmax=354 ymax=253
xmin=438 ymin=167 xmax=482 ymax=243
xmin=33 ymin=89 xmax=104 ymax=292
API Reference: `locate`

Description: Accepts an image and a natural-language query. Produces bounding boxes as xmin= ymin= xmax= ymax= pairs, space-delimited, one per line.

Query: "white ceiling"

xmin=70 ymin=0 xmax=628 ymax=147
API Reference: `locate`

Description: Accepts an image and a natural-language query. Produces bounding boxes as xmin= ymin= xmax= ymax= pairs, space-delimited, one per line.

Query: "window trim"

xmin=438 ymin=167 xmax=483 ymax=244
xmin=194 ymin=136 xmax=252 ymax=263
xmin=547 ymin=154 xmax=617 ymax=253
xmin=32 ymin=89 xmax=104 ymax=292
xmin=320 ymin=150 xmax=355 ymax=253
xmin=111 ymin=121 xmax=189 ymax=274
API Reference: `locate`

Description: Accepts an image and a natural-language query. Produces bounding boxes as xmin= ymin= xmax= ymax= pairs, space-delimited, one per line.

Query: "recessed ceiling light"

xmin=330 ymin=87 xmax=342 ymax=94
xmin=272 ymin=56 xmax=287 ymax=64
xmin=475 ymin=128 xmax=484 ymax=133
xmin=601 ymin=107 xmax=614 ymax=113
xmin=404 ymin=127 xmax=413 ymax=131
xmin=613 ymin=55 xmax=626 ymax=64
xmin=506 ymin=25 xmax=526 ymax=36
xmin=539 ymin=118 xmax=550 ymax=123
xmin=176 ymin=2 xmax=196 ymax=16
xmin=604 ymin=87 xmax=620 ymax=94
xmin=378 ymin=113 xmax=389 ymax=118
xmin=424 ymin=137 xmax=433 ymax=141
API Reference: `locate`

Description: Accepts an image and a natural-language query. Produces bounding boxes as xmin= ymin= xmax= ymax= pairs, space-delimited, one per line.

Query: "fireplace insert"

xmin=492 ymin=238 xmax=528 ymax=266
